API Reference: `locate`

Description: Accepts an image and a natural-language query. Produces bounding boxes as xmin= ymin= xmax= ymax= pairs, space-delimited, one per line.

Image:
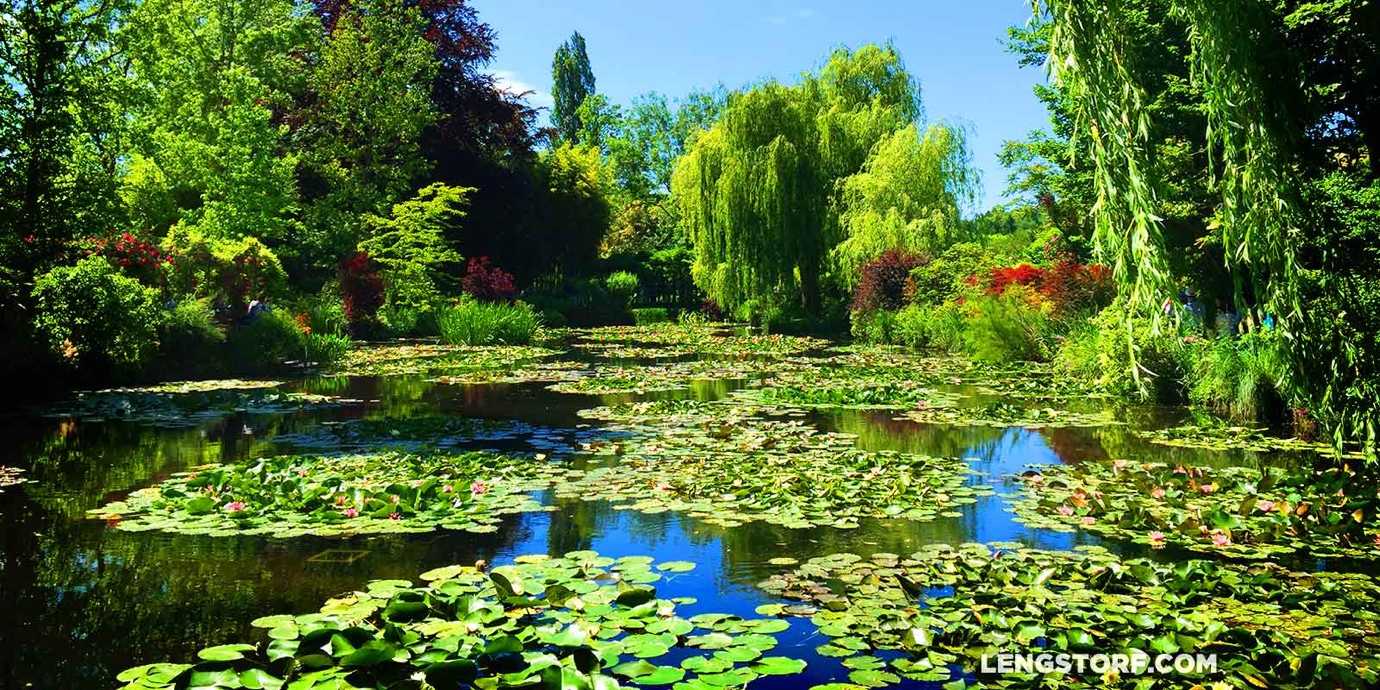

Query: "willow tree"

xmin=832 ymin=123 xmax=980 ymax=284
xmin=1043 ymin=0 xmax=1375 ymax=454
xmin=672 ymin=44 xmax=920 ymax=316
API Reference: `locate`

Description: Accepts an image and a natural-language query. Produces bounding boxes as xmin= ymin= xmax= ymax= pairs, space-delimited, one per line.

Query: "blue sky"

xmin=471 ymin=1 xmax=1050 ymax=210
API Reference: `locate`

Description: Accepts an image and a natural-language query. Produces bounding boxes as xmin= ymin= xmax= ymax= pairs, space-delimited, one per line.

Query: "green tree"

xmin=296 ymin=0 xmax=439 ymax=270
xmin=832 ymin=123 xmax=980 ymax=284
xmin=118 ymin=0 xmax=314 ymax=243
xmin=537 ymin=142 xmax=611 ymax=276
xmin=672 ymin=44 xmax=920 ymax=315
xmin=359 ymin=183 xmax=469 ymax=314
xmin=550 ymin=30 xmax=595 ymax=144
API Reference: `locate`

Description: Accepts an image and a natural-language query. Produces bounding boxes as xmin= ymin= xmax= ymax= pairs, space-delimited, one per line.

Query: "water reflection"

xmin=0 ymin=362 xmax=1263 ymax=689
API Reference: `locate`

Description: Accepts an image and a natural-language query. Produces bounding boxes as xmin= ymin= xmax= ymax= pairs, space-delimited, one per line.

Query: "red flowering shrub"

xmin=92 ymin=232 xmax=169 ymax=286
xmin=339 ymin=252 xmax=385 ymax=327
xmin=460 ymin=256 xmax=516 ymax=301
xmin=852 ymin=249 xmax=928 ymax=314
xmin=981 ymin=260 xmax=1112 ymax=314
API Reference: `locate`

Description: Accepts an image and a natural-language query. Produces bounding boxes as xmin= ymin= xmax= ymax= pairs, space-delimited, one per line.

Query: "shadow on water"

xmin=0 ymin=353 xmax=1319 ymax=689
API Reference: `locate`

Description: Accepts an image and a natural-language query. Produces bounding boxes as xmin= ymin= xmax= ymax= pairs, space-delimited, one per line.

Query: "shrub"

xmin=296 ymin=287 xmax=348 ymax=337
xmin=161 ymin=229 xmax=287 ymax=315
xmin=961 ymin=286 xmax=1058 ymax=363
xmin=157 ymin=298 xmax=225 ymax=375
xmin=31 ymin=256 xmax=163 ymax=370
xmin=461 ymin=257 xmax=517 ymax=302
xmin=605 ymin=271 xmax=640 ymax=305
xmin=852 ymin=249 xmax=927 ymax=314
xmin=304 ymin=333 xmax=352 ymax=366
xmin=905 ymin=242 xmax=988 ymax=305
xmin=437 ymin=298 xmax=541 ymax=345
xmin=630 ymin=307 xmax=671 ymax=325
xmin=93 ymin=231 xmax=170 ymax=286
xmin=1054 ymin=302 xmax=1194 ymax=402
xmin=1187 ymin=331 xmax=1290 ymax=421
xmin=227 ymin=308 xmax=304 ymax=372
xmin=850 ymin=308 xmax=898 ymax=344
xmin=893 ymin=302 xmax=965 ymax=352
xmin=339 ymin=252 xmax=385 ymax=333
xmin=982 ymin=260 xmax=1112 ymax=315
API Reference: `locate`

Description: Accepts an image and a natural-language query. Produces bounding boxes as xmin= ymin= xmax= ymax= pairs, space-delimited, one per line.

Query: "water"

xmin=0 ymin=338 xmax=1277 ymax=689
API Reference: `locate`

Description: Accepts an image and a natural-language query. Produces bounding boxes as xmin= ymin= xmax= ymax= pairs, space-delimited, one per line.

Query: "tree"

xmin=358 ymin=183 xmax=470 ymax=306
xmin=296 ymin=0 xmax=439 ymax=272
xmin=1039 ymin=0 xmax=1380 ymax=455
xmin=672 ymin=44 xmax=921 ymax=316
xmin=0 ymin=0 xmax=125 ymax=283
xmin=537 ymin=143 xmax=611 ymax=277
xmin=119 ymin=0 xmax=314 ymax=244
xmin=550 ymin=30 xmax=595 ymax=144
xmin=833 ymin=123 xmax=980 ymax=283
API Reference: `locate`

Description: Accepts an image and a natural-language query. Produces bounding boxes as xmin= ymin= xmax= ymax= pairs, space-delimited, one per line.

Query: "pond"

xmin=2 ymin=324 xmax=1377 ymax=689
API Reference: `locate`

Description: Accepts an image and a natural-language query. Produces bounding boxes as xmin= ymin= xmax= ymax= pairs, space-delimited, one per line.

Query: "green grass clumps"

xmin=115 ymin=551 xmax=806 ymax=690
xmin=89 ymin=451 xmax=581 ymax=537
xmin=437 ymin=298 xmax=542 ymax=345
xmin=757 ymin=543 xmax=1380 ymax=689
xmin=1010 ymin=459 xmax=1380 ymax=560
xmin=564 ymin=400 xmax=990 ymax=528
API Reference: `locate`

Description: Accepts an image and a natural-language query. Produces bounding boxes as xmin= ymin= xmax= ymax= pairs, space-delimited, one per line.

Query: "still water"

xmin=0 ymin=342 xmax=1267 ymax=689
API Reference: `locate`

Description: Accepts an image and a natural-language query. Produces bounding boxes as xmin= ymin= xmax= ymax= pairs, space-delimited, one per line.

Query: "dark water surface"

xmin=0 ymin=346 xmax=1276 ymax=689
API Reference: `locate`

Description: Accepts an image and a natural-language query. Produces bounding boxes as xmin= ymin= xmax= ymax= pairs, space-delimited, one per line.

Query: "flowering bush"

xmin=982 ymin=260 xmax=1112 ymax=314
xmin=92 ymin=231 xmax=170 ymax=286
xmin=161 ymin=229 xmax=286 ymax=315
xmin=852 ymin=249 xmax=927 ymax=314
xmin=460 ymin=256 xmax=516 ymax=301
xmin=339 ymin=252 xmax=385 ymax=329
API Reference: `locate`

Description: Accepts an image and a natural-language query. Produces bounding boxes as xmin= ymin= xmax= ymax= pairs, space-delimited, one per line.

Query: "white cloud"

xmin=490 ymin=69 xmax=554 ymax=110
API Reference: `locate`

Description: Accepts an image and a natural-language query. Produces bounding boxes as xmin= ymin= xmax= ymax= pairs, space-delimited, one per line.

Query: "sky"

xmin=471 ymin=1 xmax=1051 ymax=211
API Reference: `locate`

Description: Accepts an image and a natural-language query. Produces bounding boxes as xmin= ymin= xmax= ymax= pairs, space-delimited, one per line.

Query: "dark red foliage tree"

xmin=460 ymin=256 xmax=516 ymax=301
xmin=852 ymin=250 xmax=928 ymax=314
xmin=339 ymin=252 xmax=385 ymax=328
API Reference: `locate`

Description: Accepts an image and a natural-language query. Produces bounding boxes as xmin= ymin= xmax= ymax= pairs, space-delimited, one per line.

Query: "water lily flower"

xmin=442 ymin=484 xmax=454 ymax=493
xmin=1210 ymin=530 xmax=1231 ymax=547
xmin=1151 ymin=487 xmax=1166 ymax=500
xmin=224 ymin=501 xmax=246 ymax=513
xmin=1198 ymin=483 xmax=1217 ymax=495
xmin=343 ymin=507 xmax=358 ymax=518
xmin=1148 ymin=531 xmax=1166 ymax=549
xmin=470 ymin=480 xmax=489 ymax=496
xmin=334 ymin=495 xmax=346 ymax=505
xmin=1081 ymin=516 xmax=1096 ymax=526
xmin=1026 ymin=473 xmax=1044 ymax=485
xmin=388 ymin=512 xmax=401 ymax=521
xmin=1256 ymin=500 xmax=1276 ymax=513
xmin=1112 ymin=459 xmax=1130 ymax=472
xmin=297 ymin=469 xmax=308 ymax=477
xmin=1372 ymin=533 xmax=1380 ymax=547
xmin=1057 ymin=505 xmax=1075 ymax=517
xmin=1070 ymin=490 xmax=1088 ymax=507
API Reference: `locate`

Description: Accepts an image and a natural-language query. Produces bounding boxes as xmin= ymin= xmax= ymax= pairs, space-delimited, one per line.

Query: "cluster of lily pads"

xmin=334 ymin=343 xmax=562 ymax=377
xmin=272 ymin=415 xmax=619 ymax=455
xmin=569 ymin=323 xmax=828 ymax=358
xmin=88 ymin=451 xmax=582 ymax=537
xmin=1010 ymin=458 xmax=1380 ymax=560
xmin=116 ymin=551 xmax=807 ymax=690
xmin=43 ymin=384 xmax=348 ymax=428
xmin=1132 ymin=423 xmax=1366 ymax=459
xmin=757 ymin=543 xmax=1380 ymax=689
xmin=548 ymin=360 xmax=775 ymax=395
xmin=562 ymin=400 xmax=990 ymax=529
xmin=0 ymin=465 xmax=26 ymax=491
xmin=896 ymin=400 xmax=1118 ymax=429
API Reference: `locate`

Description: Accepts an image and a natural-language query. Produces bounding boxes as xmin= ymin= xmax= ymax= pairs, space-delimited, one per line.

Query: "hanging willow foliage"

xmin=1042 ymin=0 xmax=1376 ymax=456
xmin=671 ymin=44 xmax=919 ymax=315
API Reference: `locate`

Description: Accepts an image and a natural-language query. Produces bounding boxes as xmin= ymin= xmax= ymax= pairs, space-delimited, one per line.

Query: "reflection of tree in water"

xmin=1 ymin=502 xmax=533 ymax=689
xmin=817 ymin=409 xmax=1007 ymax=458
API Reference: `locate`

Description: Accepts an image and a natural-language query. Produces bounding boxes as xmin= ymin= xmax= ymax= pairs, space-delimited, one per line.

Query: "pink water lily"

xmin=1151 ymin=487 xmax=1166 ymax=500
xmin=1057 ymin=505 xmax=1075 ymax=517
xmin=1210 ymin=530 xmax=1231 ymax=547
xmin=442 ymin=484 xmax=454 ymax=493
xmin=1112 ymin=459 xmax=1130 ymax=472
xmin=343 ymin=507 xmax=358 ymax=518
xmin=224 ymin=501 xmax=246 ymax=513
xmin=1372 ymin=533 xmax=1380 ymax=547
xmin=388 ymin=512 xmax=402 ymax=521
xmin=1148 ymin=531 xmax=1166 ymax=549
xmin=1198 ymin=483 xmax=1217 ymax=495
xmin=1256 ymin=500 xmax=1276 ymax=513
xmin=1080 ymin=516 xmax=1096 ymax=526
xmin=470 ymin=480 xmax=489 ymax=496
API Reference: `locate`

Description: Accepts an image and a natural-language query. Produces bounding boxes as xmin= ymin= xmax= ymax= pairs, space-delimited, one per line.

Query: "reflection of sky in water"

xmin=0 ymin=357 xmax=1260 ymax=689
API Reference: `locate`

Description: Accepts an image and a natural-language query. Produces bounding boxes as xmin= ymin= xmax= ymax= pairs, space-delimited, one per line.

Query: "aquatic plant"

xmin=896 ymin=399 xmax=1118 ymax=429
xmin=334 ymin=343 xmax=561 ymax=377
xmin=116 ymin=551 xmax=806 ymax=690
xmin=758 ymin=543 xmax=1380 ymax=688
xmin=1011 ymin=459 xmax=1380 ymax=560
xmin=89 ymin=452 xmax=582 ymax=537
xmin=42 ymin=384 xmax=345 ymax=428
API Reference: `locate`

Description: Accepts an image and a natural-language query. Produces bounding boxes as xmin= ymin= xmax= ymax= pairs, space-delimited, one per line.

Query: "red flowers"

xmin=339 ymin=252 xmax=385 ymax=327
xmin=980 ymin=259 xmax=1112 ymax=313
xmin=461 ymin=256 xmax=516 ymax=302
